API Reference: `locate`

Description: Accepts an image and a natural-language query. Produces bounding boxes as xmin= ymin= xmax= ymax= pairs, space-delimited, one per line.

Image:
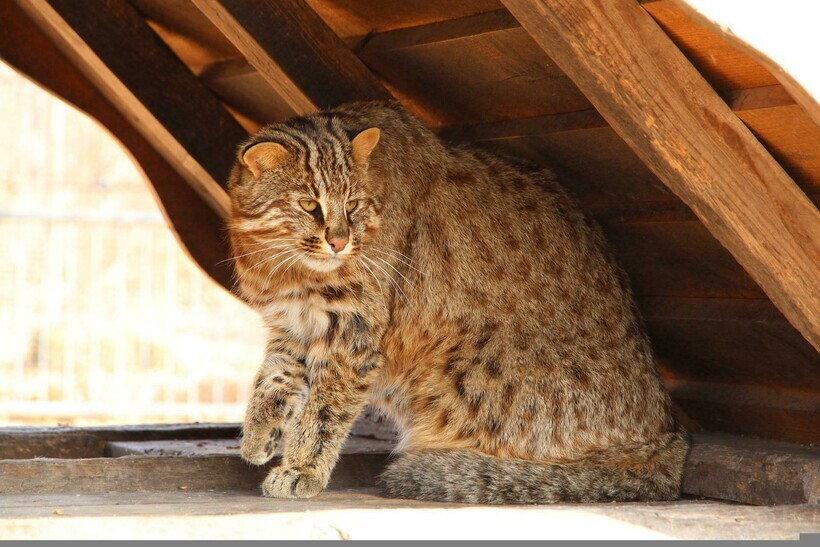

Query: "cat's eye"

xmin=299 ymin=199 xmax=318 ymax=212
xmin=345 ymin=200 xmax=359 ymax=213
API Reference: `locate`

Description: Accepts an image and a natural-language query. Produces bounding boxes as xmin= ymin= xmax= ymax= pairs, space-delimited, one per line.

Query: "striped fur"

xmin=227 ymin=101 xmax=689 ymax=502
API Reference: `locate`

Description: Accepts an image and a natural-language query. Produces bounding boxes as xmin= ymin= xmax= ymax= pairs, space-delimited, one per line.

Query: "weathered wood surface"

xmin=684 ymin=432 xmax=820 ymax=506
xmin=0 ymin=492 xmax=817 ymax=540
xmin=2 ymin=424 xmax=817 ymax=506
xmin=106 ymin=437 xmax=394 ymax=458
xmin=501 ymin=0 xmax=820 ymax=351
xmin=192 ymin=0 xmax=391 ymax=115
xmin=0 ymin=432 xmax=107 ymax=460
xmin=19 ymin=0 xmax=249 ymax=218
xmin=0 ymin=436 xmax=390 ymax=495
xmin=0 ymin=0 xmax=234 ymax=289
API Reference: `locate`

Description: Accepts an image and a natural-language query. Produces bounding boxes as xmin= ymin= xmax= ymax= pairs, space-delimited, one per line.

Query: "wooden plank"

xmin=3 ymin=494 xmax=817 ymax=540
xmin=673 ymin=0 xmax=820 ymax=127
xmin=0 ymin=432 xmax=106 ymax=460
xmin=683 ymin=432 xmax=820 ymax=505
xmin=19 ymin=0 xmax=250 ymax=218
xmin=3 ymin=430 xmax=817 ymax=508
xmin=0 ymin=0 xmax=234 ymax=288
xmin=307 ymin=0 xmax=504 ymax=46
xmin=642 ymin=297 xmax=820 ymax=389
xmin=361 ymin=26 xmax=591 ymax=126
xmin=359 ymin=9 xmax=519 ymax=53
xmin=192 ymin=0 xmax=391 ymax=115
xmin=670 ymin=382 xmax=820 ymax=445
xmin=105 ymin=437 xmax=394 ymax=458
xmin=501 ymin=0 xmax=820 ymax=351
xmin=0 ymin=442 xmax=389 ymax=495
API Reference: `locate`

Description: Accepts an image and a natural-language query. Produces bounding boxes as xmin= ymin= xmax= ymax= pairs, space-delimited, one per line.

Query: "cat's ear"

xmin=242 ymin=142 xmax=291 ymax=177
xmin=350 ymin=127 xmax=381 ymax=166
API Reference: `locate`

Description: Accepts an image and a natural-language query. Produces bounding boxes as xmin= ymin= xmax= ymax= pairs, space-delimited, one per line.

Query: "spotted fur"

xmin=228 ymin=101 xmax=689 ymax=503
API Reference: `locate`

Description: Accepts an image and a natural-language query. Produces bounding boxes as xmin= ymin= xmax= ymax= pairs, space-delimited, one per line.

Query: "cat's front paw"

xmin=262 ymin=467 xmax=326 ymax=498
xmin=241 ymin=425 xmax=282 ymax=466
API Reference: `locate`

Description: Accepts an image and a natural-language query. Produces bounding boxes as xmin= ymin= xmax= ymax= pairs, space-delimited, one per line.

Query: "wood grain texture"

xmin=0 ymin=449 xmax=388 ymax=495
xmin=2 ymin=492 xmax=816 ymax=540
xmin=192 ymin=0 xmax=391 ymax=116
xmin=0 ymin=0 xmax=234 ymax=289
xmin=19 ymin=0 xmax=250 ymax=218
xmin=2 ymin=428 xmax=817 ymax=508
xmin=502 ymin=0 xmax=820 ymax=351
xmin=671 ymin=385 xmax=820 ymax=445
xmin=683 ymin=432 xmax=820 ymax=505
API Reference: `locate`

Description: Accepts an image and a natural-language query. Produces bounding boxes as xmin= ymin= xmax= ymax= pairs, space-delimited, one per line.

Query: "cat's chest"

xmin=260 ymin=296 xmax=333 ymax=342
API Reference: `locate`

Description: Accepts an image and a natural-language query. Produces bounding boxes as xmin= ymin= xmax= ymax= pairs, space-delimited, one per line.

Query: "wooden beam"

xmin=501 ymin=0 xmax=820 ymax=351
xmin=0 ymin=0 xmax=234 ymax=289
xmin=673 ymin=0 xmax=820 ymax=127
xmin=18 ymin=0 xmax=250 ymax=219
xmin=192 ymin=0 xmax=391 ymax=115
xmin=358 ymin=9 xmax=520 ymax=54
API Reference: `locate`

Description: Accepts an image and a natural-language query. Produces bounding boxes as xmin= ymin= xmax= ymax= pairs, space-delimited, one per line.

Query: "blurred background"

xmin=0 ymin=61 xmax=265 ymax=426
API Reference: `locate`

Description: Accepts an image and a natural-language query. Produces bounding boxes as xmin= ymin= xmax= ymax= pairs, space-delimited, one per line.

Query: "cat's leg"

xmin=261 ymin=351 xmax=381 ymax=498
xmin=241 ymin=352 xmax=308 ymax=465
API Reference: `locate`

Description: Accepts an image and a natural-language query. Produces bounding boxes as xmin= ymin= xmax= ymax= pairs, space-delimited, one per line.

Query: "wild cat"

xmin=227 ymin=101 xmax=688 ymax=503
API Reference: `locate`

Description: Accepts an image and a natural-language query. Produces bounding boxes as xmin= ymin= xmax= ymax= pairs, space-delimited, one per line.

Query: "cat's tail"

xmin=379 ymin=429 xmax=689 ymax=504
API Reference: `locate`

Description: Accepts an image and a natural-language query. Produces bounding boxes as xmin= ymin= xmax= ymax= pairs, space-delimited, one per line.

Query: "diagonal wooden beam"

xmin=501 ymin=0 xmax=820 ymax=350
xmin=18 ymin=0 xmax=250 ymax=219
xmin=192 ymin=0 xmax=391 ymax=115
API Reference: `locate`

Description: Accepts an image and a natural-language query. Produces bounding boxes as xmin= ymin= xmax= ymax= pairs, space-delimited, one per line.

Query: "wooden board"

xmin=683 ymin=432 xmax=820 ymax=505
xmin=645 ymin=299 xmax=820 ymax=390
xmin=0 ymin=436 xmax=390 ymax=495
xmin=307 ymin=0 xmax=504 ymax=45
xmin=2 ymin=492 xmax=817 ymax=540
xmin=361 ymin=27 xmax=591 ymax=126
xmin=3 ymin=491 xmax=820 ymax=540
xmin=2 ymin=423 xmax=818 ymax=508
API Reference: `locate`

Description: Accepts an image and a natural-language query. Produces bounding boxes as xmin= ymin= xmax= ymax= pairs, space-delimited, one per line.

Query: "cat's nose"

xmin=328 ymin=236 xmax=348 ymax=254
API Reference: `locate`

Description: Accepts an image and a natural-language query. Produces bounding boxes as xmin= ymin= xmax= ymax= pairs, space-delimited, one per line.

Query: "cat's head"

xmin=228 ymin=122 xmax=382 ymax=276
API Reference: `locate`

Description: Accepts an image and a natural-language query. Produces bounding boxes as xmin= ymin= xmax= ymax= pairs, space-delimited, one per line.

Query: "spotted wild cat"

xmin=227 ymin=101 xmax=689 ymax=503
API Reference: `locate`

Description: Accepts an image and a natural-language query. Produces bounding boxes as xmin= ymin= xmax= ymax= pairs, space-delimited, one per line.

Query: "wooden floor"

xmin=1 ymin=489 xmax=818 ymax=540
xmin=1 ymin=424 xmax=818 ymax=539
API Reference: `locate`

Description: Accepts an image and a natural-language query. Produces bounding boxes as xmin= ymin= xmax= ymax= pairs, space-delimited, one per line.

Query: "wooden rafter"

xmin=1 ymin=0 xmax=233 ymax=289
xmin=18 ymin=0 xmax=249 ymax=219
xmin=192 ymin=0 xmax=391 ymax=115
xmin=500 ymin=0 xmax=820 ymax=351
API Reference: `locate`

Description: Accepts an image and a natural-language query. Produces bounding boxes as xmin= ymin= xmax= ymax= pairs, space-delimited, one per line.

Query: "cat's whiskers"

xmin=356 ymin=258 xmax=387 ymax=309
xmin=370 ymin=255 xmax=415 ymax=287
xmin=362 ymin=255 xmax=409 ymax=304
xmin=262 ymin=251 xmax=304 ymax=293
xmin=369 ymin=246 xmax=423 ymax=270
xmin=233 ymin=248 xmax=299 ymax=292
xmin=219 ymin=242 xmax=297 ymax=265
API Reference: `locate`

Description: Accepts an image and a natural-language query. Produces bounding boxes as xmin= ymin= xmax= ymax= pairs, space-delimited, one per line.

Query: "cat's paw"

xmin=241 ymin=425 xmax=282 ymax=466
xmin=262 ymin=467 xmax=325 ymax=498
